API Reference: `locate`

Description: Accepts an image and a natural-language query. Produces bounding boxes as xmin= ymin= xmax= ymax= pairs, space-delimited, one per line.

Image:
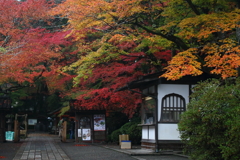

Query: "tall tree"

xmin=161 ymin=0 xmax=240 ymax=80
xmin=0 ymin=0 xmax=79 ymax=117
xmin=51 ymin=0 xmax=240 ymax=81
xmin=58 ymin=31 xmax=171 ymax=117
xmin=0 ymin=0 xmax=70 ymax=84
xmin=49 ymin=0 xmax=240 ymax=117
xmin=50 ymin=0 xmax=173 ymax=116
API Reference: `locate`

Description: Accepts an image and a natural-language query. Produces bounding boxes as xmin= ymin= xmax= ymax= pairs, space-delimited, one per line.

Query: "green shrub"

xmin=178 ymin=78 xmax=240 ymax=160
xmin=106 ymin=112 xmax=129 ymax=135
xmin=120 ymin=122 xmax=133 ymax=134
xmin=127 ymin=123 xmax=141 ymax=144
xmin=110 ymin=117 xmax=141 ymax=144
xmin=110 ymin=129 xmax=121 ymax=143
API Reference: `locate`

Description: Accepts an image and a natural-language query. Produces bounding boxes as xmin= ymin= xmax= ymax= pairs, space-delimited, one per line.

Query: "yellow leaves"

xmin=177 ymin=12 xmax=238 ymax=40
xmin=50 ymin=0 xmax=111 ymax=32
xmin=58 ymin=105 xmax=70 ymax=117
xmin=108 ymin=34 xmax=126 ymax=44
xmin=162 ymin=48 xmax=202 ymax=80
xmin=203 ymin=40 xmax=240 ymax=79
xmin=114 ymin=0 xmax=145 ymax=19
xmin=209 ymin=54 xmax=239 ymax=79
xmin=50 ymin=0 xmax=148 ymax=40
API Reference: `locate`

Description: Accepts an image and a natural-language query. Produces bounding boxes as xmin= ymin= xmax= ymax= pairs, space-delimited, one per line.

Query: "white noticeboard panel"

xmin=82 ymin=128 xmax=91 ymax=141
xmin=94 ymin=114 xmax=106 ymax=131
xmin=28 ymin=119 xmax=37 ymax=125
xmin=78 ymin=129 xmax=82 ymax=137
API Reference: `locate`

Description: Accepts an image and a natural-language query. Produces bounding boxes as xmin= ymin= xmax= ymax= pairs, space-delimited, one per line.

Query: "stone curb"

xmin=99 ymin=144 xmax=190 ymax=159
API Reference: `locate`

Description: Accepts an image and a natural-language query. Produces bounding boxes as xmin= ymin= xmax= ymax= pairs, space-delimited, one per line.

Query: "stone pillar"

xmin=14 ymin=120 xmax=19 ymax=142
xmin=61 ymin=121 xmax=67 ymax=142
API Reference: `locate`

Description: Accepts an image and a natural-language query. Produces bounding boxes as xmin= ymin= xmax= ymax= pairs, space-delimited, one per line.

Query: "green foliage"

xmin=46 ymin=93 xmax=61 ymax=111
xmin=110 ymin=116 xmax=141 ymax=144
xmin=120 ymin=122 xmax=133 ymax=134
xmin=178 ymin=77 xmax=240 ymax=160
xmin=58 ymin=105 xmax=70 ymax=117
xmin=0 ymin=47 xmax=6 ymax=52
xmin=10 ymin=88 xmax=29 ymax=107
xmin=127 ymin=123 xmax=142 ymax=144
xmin=106 ymin=112 xmax=129 ymax=135
xmin=110 ymin=129 xmax=121 ymax=143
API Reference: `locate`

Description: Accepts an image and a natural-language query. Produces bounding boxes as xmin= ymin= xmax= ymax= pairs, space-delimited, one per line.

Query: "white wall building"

xmin=119 ymin=72 xmax=210 ymax=151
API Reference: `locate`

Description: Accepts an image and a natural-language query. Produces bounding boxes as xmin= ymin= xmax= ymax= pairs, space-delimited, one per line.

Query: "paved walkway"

xmin=0 ymin=133 xmax=189 ymax=160
xmin=13 ymin=133 xmax=69 ymax=160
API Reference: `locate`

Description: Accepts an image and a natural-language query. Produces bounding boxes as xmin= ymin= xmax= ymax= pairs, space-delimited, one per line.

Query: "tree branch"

xmin=185 ymin=0 xmax=201 ymax=15
xmin=134 ymin=22 xmax=189 ymax=50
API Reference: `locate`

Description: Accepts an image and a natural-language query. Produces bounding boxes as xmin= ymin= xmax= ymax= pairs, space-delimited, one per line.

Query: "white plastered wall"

xmin=157 ymin=84 xmax=190 ymax=140
xmin=142 ymin=126 xmax=155 ymax=140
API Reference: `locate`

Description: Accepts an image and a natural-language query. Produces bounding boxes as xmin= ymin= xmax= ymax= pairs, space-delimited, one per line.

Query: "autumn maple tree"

xmin=62 ymin=48 xmax=171 ymax=117
xmin=48 ymin=0 xmax=177 ymax=116
xmin=53 ymin=27 xmax=172 ymax=116
xmin=0 ymin=0 xmax=80 ymax=114
xmin=0 ymin=0 xmax=238 ymax=117
xmin=51 ymin=0 xmax=240 ymax=81
xmin=160 ymin=0 xmax=240 ymax=80
xmin=2 ymin=0 xmax=237 ymax=116
xmin=0 ymin=0 xmax=71 ymax=84
xmin=47 ymin=0 xmax=239 ymax=116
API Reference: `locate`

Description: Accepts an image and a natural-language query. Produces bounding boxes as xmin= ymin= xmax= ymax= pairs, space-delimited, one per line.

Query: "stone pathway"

xmin=13 ymin=133 xmax=70 ymax=160
xmin=4 ymin=132 xmax=189 ymax=160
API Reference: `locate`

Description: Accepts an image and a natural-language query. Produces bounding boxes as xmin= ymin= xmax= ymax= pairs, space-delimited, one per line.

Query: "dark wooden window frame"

xmin=160 ymin=93 xmax=186 ymax=123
